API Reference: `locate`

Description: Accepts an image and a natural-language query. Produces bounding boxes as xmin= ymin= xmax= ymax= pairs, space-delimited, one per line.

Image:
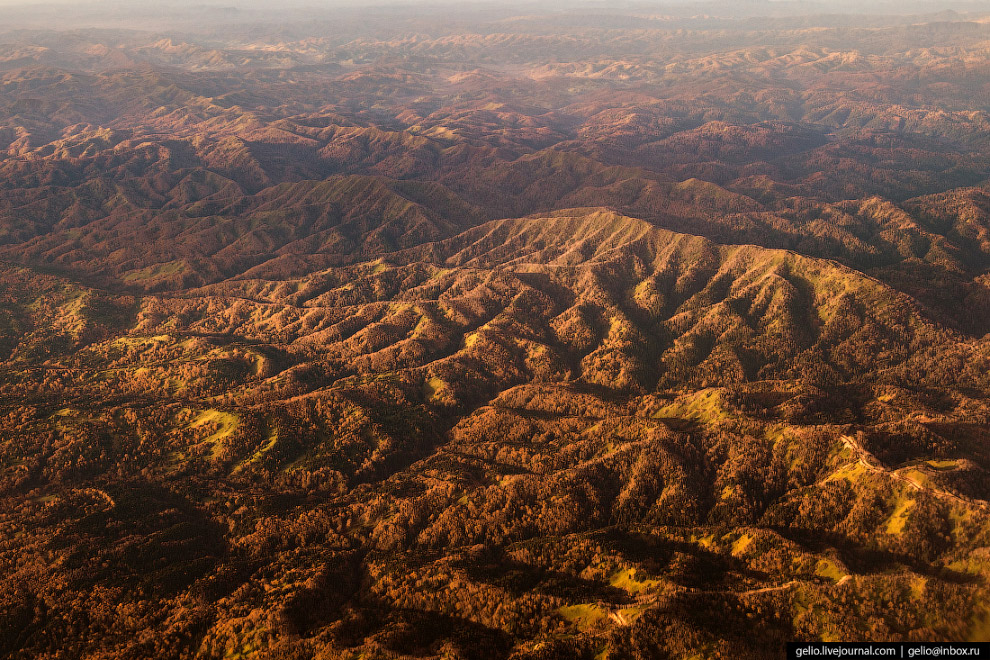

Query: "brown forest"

xmin=3 ymin=1 xmax=990 ymax=658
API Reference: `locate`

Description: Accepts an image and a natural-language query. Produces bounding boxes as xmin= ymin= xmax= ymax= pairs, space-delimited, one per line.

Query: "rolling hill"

xmin=2 ymin=3 xmax=990 ymax=658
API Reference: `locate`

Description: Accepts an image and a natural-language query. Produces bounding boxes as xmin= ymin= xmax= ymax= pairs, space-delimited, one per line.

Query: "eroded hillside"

xmin=3 ymin=3 xmax=990 ymax=658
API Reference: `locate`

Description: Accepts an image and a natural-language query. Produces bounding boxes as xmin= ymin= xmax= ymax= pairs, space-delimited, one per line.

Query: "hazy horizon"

xmin=0 ymin=0 xmax=985 ymax=37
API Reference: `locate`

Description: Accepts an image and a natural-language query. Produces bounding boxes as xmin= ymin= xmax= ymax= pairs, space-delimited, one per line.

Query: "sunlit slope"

xmin=114 ymin=209 xmax=979 ymax=401
xmin=0 ymin=188 xmax=988 ymax=660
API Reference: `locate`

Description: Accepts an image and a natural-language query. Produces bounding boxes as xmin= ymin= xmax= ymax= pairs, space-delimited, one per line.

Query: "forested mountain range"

xmin=3 ymin=3 xmax=990 ymax=658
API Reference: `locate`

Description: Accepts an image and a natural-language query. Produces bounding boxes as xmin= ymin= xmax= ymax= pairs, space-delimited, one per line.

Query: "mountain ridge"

xmin=4 ymin=6 xmax=990 ymax=658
